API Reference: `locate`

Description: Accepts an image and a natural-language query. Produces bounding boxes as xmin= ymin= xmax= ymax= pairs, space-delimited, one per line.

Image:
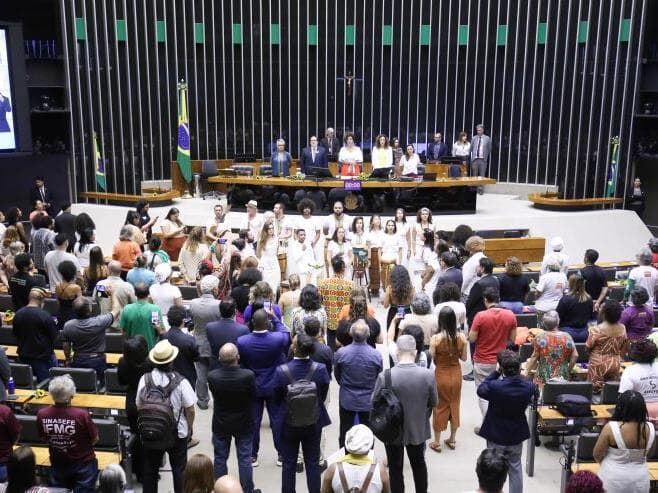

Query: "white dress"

xmin=412 ymin=223 xmax=433 ymax=273
xmin=598 ymin=421 xmax=655 ymax=493
xmin=395 ymin=221 xmax=410 ymax=267
xmin=258 ymin=238 xmax=281 ymax=293
xmin=327 ymin=240 xmax=352 ymax=279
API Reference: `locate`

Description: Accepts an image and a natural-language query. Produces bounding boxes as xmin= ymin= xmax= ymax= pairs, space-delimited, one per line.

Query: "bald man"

xmin=214 ymin=475 xmax=244 ymax=493
xmin=93 ymin=260 xmax=136 ymax=329
xmin=208 ymin=343 xmax=260 ymax=493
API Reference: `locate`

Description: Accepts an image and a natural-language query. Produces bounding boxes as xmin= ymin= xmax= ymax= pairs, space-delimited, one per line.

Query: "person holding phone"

xmin=119 ymin=283 xmax=165 ymax=350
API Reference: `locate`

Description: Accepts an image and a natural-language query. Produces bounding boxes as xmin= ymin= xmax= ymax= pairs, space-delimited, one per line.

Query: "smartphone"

xmin=396 ymin=306 xmax=406 ymax=319
xmin=96 ymin=284 xmax=109 ymax=298
xmin=263 ymin=300 xmax=272 ymax=311
xmin=151 ymin=311 xmax=160 ymax=325
xmin=218 ymin=238 xmax=227 ymax=245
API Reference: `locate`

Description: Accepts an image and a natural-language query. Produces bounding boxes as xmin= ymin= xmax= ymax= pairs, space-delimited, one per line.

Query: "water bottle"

xmin=7 ymin=377 xmax=15 ymax=396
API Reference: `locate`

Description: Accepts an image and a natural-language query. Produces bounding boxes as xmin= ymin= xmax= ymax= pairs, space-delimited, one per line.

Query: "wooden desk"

xmin=27 ymin=446 xmax=121 ymax=469
xmin=80 ymin=189 xmax=180 ymax=205
xmin=7 ymin=388 xmax=37 ymax=405
xmin=4 ymin=346 xmax=121 ymax=365
xmin=482 ymin=237 xmax=546 ymax=265
xmin=537 ymin=404 xmax=613 ymax=422
xmin=572 ymin=462 xmax=658 ymax=481
xmin=528 ymin=192 xmax=623 ymax=210
xmin=208 ymin=175 xmax=496 ymax=189
xmin=27 ymin=393 xmax=126 ymax=410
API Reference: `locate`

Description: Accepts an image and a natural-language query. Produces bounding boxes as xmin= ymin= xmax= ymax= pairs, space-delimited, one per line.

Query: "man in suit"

xmin=272 ymin=334 xmax=330 ymax=493
xmin=320 ymin=127 xmax=340 ymax=159
xmin=206 ymin=298 xmax=249 ymax=371
xmin=30 ymin=176 xmax=55 ymax=215
xmin=466 ymin=257 xmax=500 ymax=328
xmin=299 ymin=136 xmax=329 ymax=174
xmin=426 ymin=132 xmax=449 ymax=162
xmin=477 ymin=350 xmax=535 ymax=493
xmin=471 ymin=124 xmax=492 ymax=194
xmin=54 ymin=202 xmax=77 ymax=253
xmin=236 ymin=308 xmax=290 ymax=466
xmin=208 ymin=343 xmax=261 ymax=493
xmin=372 ymin=335 xmax=438 ymax=493
xmin=162 ymin=305 xmax=200 ymax=389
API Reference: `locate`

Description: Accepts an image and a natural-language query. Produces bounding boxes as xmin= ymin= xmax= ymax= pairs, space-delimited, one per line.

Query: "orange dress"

xmin=432 ymin=333 xmax=466 ymax=432
xmin=587 ymin=328 xmax=628 ymax=393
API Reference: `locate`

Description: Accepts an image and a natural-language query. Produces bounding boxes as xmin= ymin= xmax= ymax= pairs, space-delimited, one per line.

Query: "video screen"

xmin=0 ymin=28 xmax=16 ymax=151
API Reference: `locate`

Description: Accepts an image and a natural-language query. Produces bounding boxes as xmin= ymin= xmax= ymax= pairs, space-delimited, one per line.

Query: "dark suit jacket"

xmin=207 ymin=366 xmax=256 ymax=436
xmin=236 ymin=328 xmax=291 ymax=397
xmin=426 ymin=142 xmax=449 ymax=161
xmin=287 ymin=341 xmax=334 ymax=379
xmin=162 ymin=328 xmax=200 ymax=386
xmin=466 ymin=274 xmax=500 ymax=325
xmin=207 ymin=318 xmax=250 ymax=371
xmin=54 ymin=211 xmax=78 ymax=248
xmin=272 ymin=358 xmax=331 ymax=433
xmin=320 ymin=137 xmax=340 ymax=157
xmin=300 ymin=146 xmax=329 ymax=173
xmin=477 ymin=371 xmax=535 ymax=445
xmin=433 ymin=267 xmax=464 ymax=304
xmin=30 ymin=186 xmax=55 ymax=214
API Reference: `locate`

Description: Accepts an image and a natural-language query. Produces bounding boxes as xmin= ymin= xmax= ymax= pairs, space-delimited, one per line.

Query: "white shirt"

xmin=366 ymin=230 xmax=385 ymax=249
xmin=452 ymin=141 xmax=471 ymax=157
xmin=461 ymin=252 xmax=485 ymax=296
xmin=620 ymin=363 xmax=658 ymax=403
xmin=178 ymin=244 xmax=210 ymax=283
xmin=243 ymin=213 xmax=264 ymax=240
xmin=433 ymin=301 xmax=467 ymax=330
xmin=273 ymin=215 xmax=294 ymax=240
xmin=399 ymin=153 xmax=420 ymax=175
xmin=535 ymin=271 xmax=568 ymax=312
xmin=629 ymin=265 xmax=658 ymax=307
xmin=288 ymin=240 xmax=316 ymax=275
xmin=338 ymin=146 xmax=363 ymax=164
xmin=325 ymin=214 xmax=351 ymax=239
xmin=44 ymin=250 xmax=82 ymax=291
xmin=136 ymin=369 xmax=196 ymax=438
xmin=149 ymin=282 xmax=183 ymax=329
xmin=73 ymin=242 xmax=95 ymax=269
xmin=295 ymin=216 xmax=320 ymax=247
xmin=0 ymin=223 xmax=5 ymax=244
xmin=540 ymin=251 xmax=570 ymax=275
xmin=381 ymin=233 xmax=402 ymax=261
xmin=206 ymin=216 xmax=229 ymax=239
xmin=94 ymin=276 xmax=136 ymax=328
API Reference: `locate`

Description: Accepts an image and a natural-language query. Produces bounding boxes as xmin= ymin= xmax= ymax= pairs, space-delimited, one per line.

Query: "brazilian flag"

xmin=177 ymin=81 xmax=192 ymax=183
xmin=606 ymin=136 xmax=620 ymax=198
xmin=94 ymin=132 xmax=106 ymax=191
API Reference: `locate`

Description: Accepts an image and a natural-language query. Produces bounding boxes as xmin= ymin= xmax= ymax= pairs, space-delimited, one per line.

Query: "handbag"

xmin=552 ymin=394 xmax=593 ymax=417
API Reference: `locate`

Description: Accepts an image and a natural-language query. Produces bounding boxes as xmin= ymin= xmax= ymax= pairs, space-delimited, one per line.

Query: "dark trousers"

xmin=252 ymin=396 xmax=281 ymax=458
xmin=142 ymin=436 xmax=188 ymax=493
xmin=326 ymin=330 xmax=337 ymax=352
xmin=338 ymin=406 xmax=371 ymax=448
xmin=384 ymin=442 xmax=428 ymax=493
xmin=71 ymin=354 xmax=107 ymax=385
xmin=21 ymin=353 xmax=58 ymax=382
xmin=50 ymin=458 xmax=98 ymax=493
xmin=213 ymin=432 xmax=254 ymax=493
xmin=280 ymin=424 xmax=322 ymax=493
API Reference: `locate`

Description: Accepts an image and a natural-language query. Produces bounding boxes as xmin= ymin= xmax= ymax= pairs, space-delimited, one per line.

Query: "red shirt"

xmin=37 ymin=404 xmax=97 ymax=466
xmin=471 ymin=307 xmax=517 ymax=364
xmin=0 ymin=404 xmax=20 ymax=463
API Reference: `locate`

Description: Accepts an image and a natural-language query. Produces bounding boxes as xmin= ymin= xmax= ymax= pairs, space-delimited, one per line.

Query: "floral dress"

xmin=532 ymin=331 xmax=576 ymax=388
xmin=587 ymin=327 xmax=629 ymax=393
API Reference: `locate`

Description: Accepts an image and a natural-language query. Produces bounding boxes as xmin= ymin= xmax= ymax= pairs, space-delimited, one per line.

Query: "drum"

xmin=162 ymin=235 xmax=186 ymax=261
xmin=368 ymin=247 xmax=381 ymax=295
xmin=278 ymin=252 xmax=288 ymax=277
xmin=380 ymin=257 xmax=397 ymax=291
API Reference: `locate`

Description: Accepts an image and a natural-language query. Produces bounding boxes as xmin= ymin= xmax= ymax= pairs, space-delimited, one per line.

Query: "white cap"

xmin=154 ymin=263 xmax=172 ymax=283
xmin=550 ymin=237 xmax=564 ymax=251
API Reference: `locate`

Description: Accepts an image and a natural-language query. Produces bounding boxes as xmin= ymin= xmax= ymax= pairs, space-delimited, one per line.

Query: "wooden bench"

xmin=484 ymin=237 xmax=546 ymax=265
xmin=79 ymin=189 xmax=180 ymax=205
xmin=4 ymin=346 xmax=121 ymax=365
xmin=23 ymin=445 xmax=121 ymax=469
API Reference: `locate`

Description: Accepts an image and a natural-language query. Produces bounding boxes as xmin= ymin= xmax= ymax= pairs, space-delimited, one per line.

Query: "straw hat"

xmin=148 ymin=340 xmax=179 ymax=365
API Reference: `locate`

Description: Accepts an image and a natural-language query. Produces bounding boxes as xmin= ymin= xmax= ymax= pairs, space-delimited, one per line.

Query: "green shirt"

xmin=119 ymin=300 xmax=162 ymax=350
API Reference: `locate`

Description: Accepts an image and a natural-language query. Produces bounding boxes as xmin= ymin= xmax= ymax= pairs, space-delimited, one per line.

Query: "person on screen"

xmin=0 ymin=92 xmax=10 ymax=132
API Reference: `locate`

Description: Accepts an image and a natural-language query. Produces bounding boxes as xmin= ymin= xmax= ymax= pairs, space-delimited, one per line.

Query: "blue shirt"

xmin=126 ymin=267 xmax=156 ymax=288
xmin=334 ymin=341 xmax=383 ymax=412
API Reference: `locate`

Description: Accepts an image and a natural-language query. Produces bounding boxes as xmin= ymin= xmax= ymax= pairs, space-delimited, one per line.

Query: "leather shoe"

xmin=463 ymin=372 xmax=474 ymax=381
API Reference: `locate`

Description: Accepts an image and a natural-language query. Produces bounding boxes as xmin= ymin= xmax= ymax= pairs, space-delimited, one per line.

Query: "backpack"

xmin=552 ymin=393 xmax=593 ymax=418
xmin=282 ymin=362 xmax=320 ymax=427
xmin=137 ymin=372 xmax=183 ymax=450
xmin=336 ymin=462 xmax=377 ymax=493
xmin=369 ymin=369 xmax=404 ymax=443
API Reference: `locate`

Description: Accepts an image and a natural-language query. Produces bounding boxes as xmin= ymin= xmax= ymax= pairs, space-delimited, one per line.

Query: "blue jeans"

xmin=499 ymin=301 xmax=525 ymax=314
xmin=72 ymin=354 xmax=107 ymax=385
xmin=213 ymin=432 xmax=254 ymax=493
xmin=21 ymin=353 xmax=58 ymax=383
xmin=50 ymin=458 xmax=98 ymax=493
xmin=252 ymin=396 xmax=281 ymax=458
xmin=280 ymin=424 xmax=322 ymax=493
xmin=487 ymin=441 xmax=523 ymax=493
xmin=562 ymin=326 xmax=588 ymax=343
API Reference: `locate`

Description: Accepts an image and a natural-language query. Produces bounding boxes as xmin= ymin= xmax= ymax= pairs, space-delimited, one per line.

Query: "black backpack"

xmin=282 ymin=362 xmax=320 ymax=427
xmin=552 ymin=393 xmax=593 ymax=418
xmin=369 ymin=369 xmax=404 ymax=443
xmin=137 ymin=372 xmax=183 ymax=450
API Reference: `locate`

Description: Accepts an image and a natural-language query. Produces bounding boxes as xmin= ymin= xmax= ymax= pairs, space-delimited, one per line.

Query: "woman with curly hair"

xmin=336 ymin=295 xmax=381 ymax=347
xmin=178 ymin=227 xmax=210 ymax=284
xmin=498 ymin=256 xmax=530 ymax=314
xmin=620 ymin=338 xmax=658 ymax=420
xmin=621 ymin=287 xmax=655 ymax=341
xmin=290 ymin=283 xmax=328 ymax=339
xmin=5 ymin=207 xmax=28 ymax=246
xmin=565 ymin=471 xmax=604 ymax=493
xmin=383 ymin=264 xmax=415 ymax=328
xmin=160 ymin=207 xmax=187 ymax=260
xmin=450 ymin=224 xmax=474 ymax=267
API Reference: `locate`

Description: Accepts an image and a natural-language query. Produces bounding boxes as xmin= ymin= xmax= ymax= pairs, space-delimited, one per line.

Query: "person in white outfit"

xmin=288 ymin=229 xmax=316 ymax=287
xmin=256 ymin=220 xmax=281 ymax=293
xmin=540 ymin=236 xmax=569 ymax=275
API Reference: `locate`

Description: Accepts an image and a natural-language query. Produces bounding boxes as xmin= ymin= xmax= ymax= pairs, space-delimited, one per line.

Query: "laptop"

xmin=370 ymin=167 xmax=394 ymax=179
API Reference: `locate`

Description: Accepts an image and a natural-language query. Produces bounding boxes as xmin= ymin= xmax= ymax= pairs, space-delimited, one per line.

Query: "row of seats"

xmin=0 ymin=326 xmax=125 ymax=353
xmin=10 ymin=363 xmax=127 ymax=394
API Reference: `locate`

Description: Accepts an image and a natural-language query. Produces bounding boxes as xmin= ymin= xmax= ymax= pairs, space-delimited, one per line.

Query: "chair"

xmin=519 ymin=343 xmax=534 ymax=363
xmin=601 ymin=381 xmax=620 ymax=405
xmin=105 ymin=333 xmax=126 ymax=354
xmin=575 ymin=432 xmax=599 ymax=462
xmin=542 ymin=381 xmax=593 ymax=405
xmin=16 ymin=415 xmax=41 ymax=444
xmin=516 ymin=313 xmax=538 ymax=328
xmin=49 ymin=367 xmax=97 ymax=393
xmin=43 ymin=298 xmax=60 ymax=316
xmin=10 ymin=363 xmax=34 ymax=389
xmin=351 ymin=249 xmax=370 ymax=301
xmin=200 ymin=160 xmax=221 ymax=200
xmin=104 ymin=368 xmax=127 ymax=394
xmin=0 ymin=326 xmax=17 ymax=345
xmin=95 ymin=419 xmax=121 ymax=450
xmin=575 ymin=343 xmax=589 ymax=363
xmin=179 ymin=285 xmax=198 ymax=300
xmin=0 ymin=295 xmax=12 ymax=312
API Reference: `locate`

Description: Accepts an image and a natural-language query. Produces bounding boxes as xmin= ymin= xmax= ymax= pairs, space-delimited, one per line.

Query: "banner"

xmin=94 ymin=132 xmax=106 ymax=191
xmin=177 ymin=80 xmax=192 ymax=183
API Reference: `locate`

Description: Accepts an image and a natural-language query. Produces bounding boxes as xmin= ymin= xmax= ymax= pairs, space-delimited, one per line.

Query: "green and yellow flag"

xmin=177 ymin=81 xmax=192 ymax=182
xmin=606 ymin=136 xmax=620 ymax=198
xmin=94 ymin=132 xmax=106 ymax=191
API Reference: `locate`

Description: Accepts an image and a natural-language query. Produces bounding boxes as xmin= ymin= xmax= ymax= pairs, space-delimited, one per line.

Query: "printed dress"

xmin=532 ymin=331 xmax=576 ymax=388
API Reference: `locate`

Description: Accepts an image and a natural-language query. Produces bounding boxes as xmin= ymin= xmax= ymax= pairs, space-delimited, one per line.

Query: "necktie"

xmin=40 ymin=188 xmax=45 ymax=201
xmin=476 ymin=138 xmax=481 ymax=158
xmin=312 ymin=148 xmax=316 ymax=163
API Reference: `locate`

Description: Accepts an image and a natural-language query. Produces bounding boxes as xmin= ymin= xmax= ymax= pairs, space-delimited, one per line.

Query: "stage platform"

xmin=73 ymin=192 xmax=652 ymax=266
